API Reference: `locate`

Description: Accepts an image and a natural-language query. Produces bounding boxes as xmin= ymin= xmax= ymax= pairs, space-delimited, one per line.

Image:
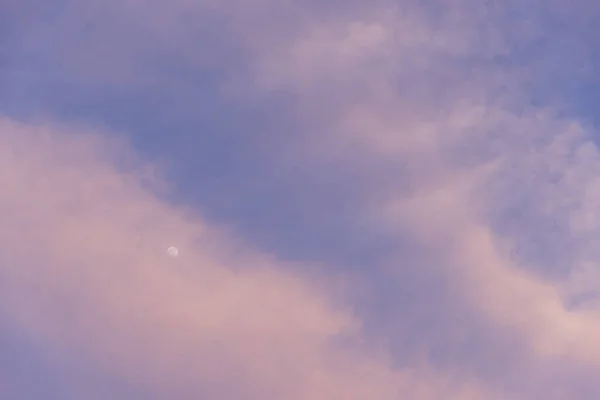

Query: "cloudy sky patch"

xmin=3 ymin=0 xmax=600 ymax=399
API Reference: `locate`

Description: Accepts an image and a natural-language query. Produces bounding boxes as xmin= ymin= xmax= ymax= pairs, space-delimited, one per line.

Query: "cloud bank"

xmin=0 ymin=119 xmax=499 ymax=399
xmin=3 ymin=0 xmax=600 ymax=399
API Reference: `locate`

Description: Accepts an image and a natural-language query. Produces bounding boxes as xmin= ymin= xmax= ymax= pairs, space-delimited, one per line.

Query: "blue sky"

xmin=3 ymin=1 xmax=600 ymax=399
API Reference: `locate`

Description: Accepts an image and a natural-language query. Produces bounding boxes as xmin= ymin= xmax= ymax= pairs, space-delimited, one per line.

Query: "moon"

xmin=167 ymin=246 xmax=179 ymax=257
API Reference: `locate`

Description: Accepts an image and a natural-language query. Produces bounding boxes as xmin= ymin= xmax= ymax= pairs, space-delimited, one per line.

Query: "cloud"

xmin=227 ymin=0 xmax=600 ymax=397
xmin=5 ymin=0 xmax=600 ymax=398
xmin=0 ymin=117 xmax=500 ymax=399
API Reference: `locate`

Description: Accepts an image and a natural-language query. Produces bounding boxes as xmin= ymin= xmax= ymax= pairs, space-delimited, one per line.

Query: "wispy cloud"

xmin=3 ymin=0 xmax=600 ymax=399
xmin=239 ymin=0 xmax=600 ymax=396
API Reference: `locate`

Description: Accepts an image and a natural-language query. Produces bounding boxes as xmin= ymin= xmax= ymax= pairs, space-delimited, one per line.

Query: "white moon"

xmin=167 ymin=246 xmax=179 ymax=257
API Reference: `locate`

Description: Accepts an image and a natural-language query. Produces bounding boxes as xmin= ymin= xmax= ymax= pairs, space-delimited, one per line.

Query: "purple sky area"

xmin=3 ymin=1 xmax=600 ymax=398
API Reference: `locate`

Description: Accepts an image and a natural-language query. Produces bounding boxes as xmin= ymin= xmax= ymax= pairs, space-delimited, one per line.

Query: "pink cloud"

xmin=228 ymin=0 xmax=600 ymax=396
xmin=5 ymin=0 xmax=600 ymax=398
xmin=0 ymin=117 xmax=498 ymax=398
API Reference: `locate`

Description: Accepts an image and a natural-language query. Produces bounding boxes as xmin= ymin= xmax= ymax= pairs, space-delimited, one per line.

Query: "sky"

xmin=3 ymin=0 xmax=600 ymax=399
